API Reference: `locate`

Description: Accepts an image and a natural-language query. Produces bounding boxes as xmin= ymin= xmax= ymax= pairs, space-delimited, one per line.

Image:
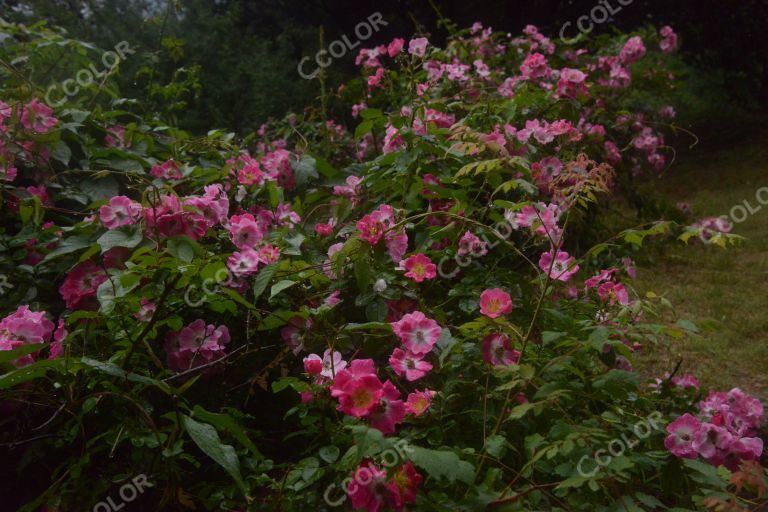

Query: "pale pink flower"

xmin=389 ymin=348 xmax=432 ymax=381
xmin=99 ymin=195 xmax=141 ymax=229
xmin=391 ymin=311 xmax=441 ymax=355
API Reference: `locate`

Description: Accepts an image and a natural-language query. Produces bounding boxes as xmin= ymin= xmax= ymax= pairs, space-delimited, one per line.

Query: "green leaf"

xmin=291 ymin=155 xmax=319 ymax=187
xmin=42 ymin=235 xmax=93 ymax=262
xmin=508 ymin=403 xmax=534 ymax=420
xmin=80 ymin=357 xmax=171 ymax=393
xmin=252 ymin=263 xmax=278 ymax=301
xmin=319 ymin=445 xmax=340 ymax=464
xmin=270 ymin=279 xmax=296 ymax=300
xmin=354 ymin=120 xmax=374 ymax=139
xmin=0 ymin=343 xmax=45 ymax=364
xmin=182 ymin=415 xmax=248 ymax=495
xmin=407 ymin=446 xmax=474 ymax=484
xmin=52 ymin=140 xmax=72 ymax=165
xmin=359 ymin=108 xmax=383 ymax=120
xmin=191 ymin=405 xmax=263 ymax=459
xmin=97 ymin=227 xmax=143 ymax=253
xmin=0 ymin=359 xmax=62 ymax=389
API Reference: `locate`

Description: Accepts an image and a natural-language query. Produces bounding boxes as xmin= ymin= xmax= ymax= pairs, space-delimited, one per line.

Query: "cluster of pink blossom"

xmin=327 ymin=358 xmax=431 ymax=435
xmin=389 ymin=310 xmax=441 ymax=384
xmin=228 ymin=149 xmax=295 ymax=190
xmin=584 ymin=267 xmax=631 ymax=306
xmin=666 ymin=388 xmax=764 ymax=470
xmin=692 ymin=216 xmax=732 ymax=243
xmin=348 ymin=460 xmax=422 ymax=512
xmin=0 ymin=99 xmax=60 ymax=182
xmin=457 ymin=231 xmax=488 ymax=258
xmin=0 ymin=305 xmax=63 ymax=366
xmin=505 ymin=202 xmax=563 ymax=243
xmin=356 ymin=204 xmax=408 ymax=262
xmin=164 ymin=319 xmax=230 ymax=372
xmin=650 ymin=372 xmax=700 ymax=392
xmin=226 ymin=208 xmax=284 ymax=277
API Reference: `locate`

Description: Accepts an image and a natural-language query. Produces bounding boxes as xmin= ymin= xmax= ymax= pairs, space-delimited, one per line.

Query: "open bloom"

xmin=479 ymin=288 xmax=513 ymax=318
xmin=227 ymin=247 xmax=262 ymax=277
xmin=481 ymin=333 xmax=520 ymax=366
xmin=0 ymin=305 xmax=55 ymax=367
xmin=348 ymin=461 xmax=388 ymax=512
xmin=391 ymin=311 xmax=441 ymax=355
xmin=228 ymin=213 xmax=267 ymax=249
xmin=165 ymin=320 xmax=230 ymax=373
xmin=408 ymin=37 xmax=428 ymax=57
xmin=19 ymin=99 xmax=58 ymax=134
xmin=665 ymin=414 xmax=701 ymax=459
xmin=59 ymin=260 xmax=109 ymax=310
xmin=385 ymin=462 xmax=423 ymax=510
xmin=369 ymin=381 xmax=407 ymax=435
xmin=399 ymin=253 xmax=436 ymax=282
xmin=405 ymin=390 xmax=435 ymax=416
xmin=150 ymin=159 xmax=183 ymax=180
xmin=389 ymin=348 xmax=432 ymax=381
xmin=330 ymin=359 xmax=384 ymax=418
xmin=99 ymin=195 xmax=142 ymax=229
xmin=538 ymin=250 xmax=579 ymax=282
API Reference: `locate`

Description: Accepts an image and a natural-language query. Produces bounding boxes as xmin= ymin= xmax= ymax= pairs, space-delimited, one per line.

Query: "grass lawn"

xmin=633 ymin=126 xmax=768 ymax=397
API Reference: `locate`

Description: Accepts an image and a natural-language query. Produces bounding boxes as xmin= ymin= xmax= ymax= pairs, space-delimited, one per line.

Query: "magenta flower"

xmin=348 ymin=461 xmax=388 ymax=512
xmin=369 ymin=380 xmax=406 ymax=435
xmin=330 ymin=359 xmax=384 ymax=418
xmin=59 ymin=260 xmax=109 ymax=310
xmin=479 ymin=288 xmax=513 ymax=319
xmin=385 ymin=462 xmax=423 ymax=510
xmin=664 ymin=413 xmax=701 ymax=459
xmin=692 ymin=423 xmax=733 ymax=461
xmin=481 ymin=333 xmax=520 ymax=367
xmin=389 ymin=348 xmax=432 ymax=381
xmin=303 ymin=354 xmax=323 ymax=375
xmin=387 ymin=38 xmax=404 ymax=57
xmin=390 ymin=311 xmax=441 ymax=355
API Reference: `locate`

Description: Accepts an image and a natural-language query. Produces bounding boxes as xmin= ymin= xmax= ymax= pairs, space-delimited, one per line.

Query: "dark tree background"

xmin=2 ymin=0 xmax=766 ymax=132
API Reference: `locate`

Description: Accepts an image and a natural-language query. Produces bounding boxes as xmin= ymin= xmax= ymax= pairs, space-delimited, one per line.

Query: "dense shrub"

xmin=0 ymin=16 xmax=764 ymax=512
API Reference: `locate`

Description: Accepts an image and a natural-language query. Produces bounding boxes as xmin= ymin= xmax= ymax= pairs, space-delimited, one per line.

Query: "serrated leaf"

xmin=407 ymin=446 xmax=474 ymax=484
xmin=252 ymin=263 xmax=278 ymax=301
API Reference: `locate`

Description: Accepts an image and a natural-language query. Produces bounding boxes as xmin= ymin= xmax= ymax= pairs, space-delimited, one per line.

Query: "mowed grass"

xmin=634 ymin=128 xmax=768 ymax=398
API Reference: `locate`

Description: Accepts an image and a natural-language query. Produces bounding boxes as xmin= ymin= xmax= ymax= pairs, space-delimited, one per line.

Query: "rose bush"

xmin=0 ymin=17 xmax=764 ymax=511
